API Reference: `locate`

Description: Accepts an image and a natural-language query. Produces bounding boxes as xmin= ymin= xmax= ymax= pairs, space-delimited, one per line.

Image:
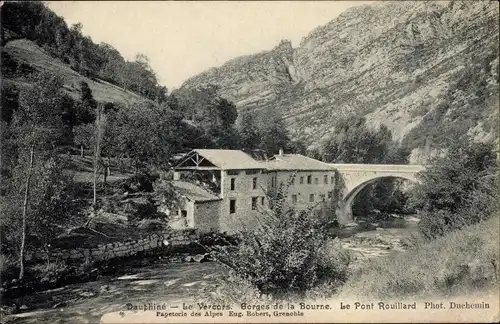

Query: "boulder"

xmin=79 ymin=291 xmax=96 ymax=298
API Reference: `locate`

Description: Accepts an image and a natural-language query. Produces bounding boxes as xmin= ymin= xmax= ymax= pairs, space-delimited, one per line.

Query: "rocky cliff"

xmin=180 ymin=1 xmax=499 ymax=163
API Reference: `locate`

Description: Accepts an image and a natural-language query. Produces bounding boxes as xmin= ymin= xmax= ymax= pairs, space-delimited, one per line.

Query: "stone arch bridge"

xmin=329 ymin=164 xmax=425 ymax=224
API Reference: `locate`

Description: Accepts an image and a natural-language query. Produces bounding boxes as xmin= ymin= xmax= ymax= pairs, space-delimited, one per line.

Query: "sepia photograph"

xmin=0 ymin=1 xmax=499 ymax=323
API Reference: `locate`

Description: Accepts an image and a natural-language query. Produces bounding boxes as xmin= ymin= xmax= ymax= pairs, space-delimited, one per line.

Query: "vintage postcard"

xmin=1 ymin=1 xmax=499 ymax=323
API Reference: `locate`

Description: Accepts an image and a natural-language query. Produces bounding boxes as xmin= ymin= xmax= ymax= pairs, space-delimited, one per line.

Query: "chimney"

xmin=279 ymin=148 xmax=284 ymax=156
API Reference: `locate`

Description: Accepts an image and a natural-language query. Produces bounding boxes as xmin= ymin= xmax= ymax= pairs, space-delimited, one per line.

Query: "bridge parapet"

xmin=329 ymin=164 xmax=425 ymax=173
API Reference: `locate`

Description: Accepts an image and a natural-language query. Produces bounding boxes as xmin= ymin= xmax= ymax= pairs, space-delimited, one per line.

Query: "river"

xmin=3 ymin=216 xmax=419 ymax=324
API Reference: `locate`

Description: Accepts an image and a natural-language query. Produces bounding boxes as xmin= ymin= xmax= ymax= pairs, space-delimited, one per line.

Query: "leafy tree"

xmin=238 ymin=112 xmax=261 ymax=150
xmin=110 ymin=102 xmax=178 ymax=172
xmin=173 ymin=85 xmax=240 ymax=149
xmin=258 ymin=108 xmax=292 ymax=156
xmin=319 ymin=116 xmax=410 ymax=217
xmin=319 ymin=117 xmax=401 ymax=164
xmin=73 ymin=123 xmax=95 ymax=157
xmin=5 ymin=72 xmax=67 ymax=279
xmin=408 ymin=134 xmax=497 ymax=239
xmin=75 ymin=81 xmax=96 ymax=124
xmin=97 ymin=42 xmax=126 ymax=84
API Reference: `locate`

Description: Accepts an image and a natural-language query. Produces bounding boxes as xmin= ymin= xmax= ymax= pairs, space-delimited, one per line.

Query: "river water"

xmin=3 ymin=216 xmax=419 ymax=324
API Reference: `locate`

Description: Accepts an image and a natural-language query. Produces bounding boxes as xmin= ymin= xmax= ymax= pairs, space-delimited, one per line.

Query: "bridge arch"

xmin=340 ymin=175 xmax=418 ymax=224
xmin=329 ymin=164 xmax=425 ymax=224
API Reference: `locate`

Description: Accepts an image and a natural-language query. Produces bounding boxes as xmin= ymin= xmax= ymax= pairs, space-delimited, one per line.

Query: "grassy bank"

xmin=338 ymin=215 xmax=500 ymax=299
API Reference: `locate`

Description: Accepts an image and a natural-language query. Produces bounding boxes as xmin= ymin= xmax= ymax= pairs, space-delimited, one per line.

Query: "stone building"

xmin=171 ymin=149 xmax=337 ymax=233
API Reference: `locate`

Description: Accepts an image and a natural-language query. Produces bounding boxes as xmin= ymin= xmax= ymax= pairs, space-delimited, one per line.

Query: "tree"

xmin=238 ymin=112 xmax=261 ymax=150
xmin=7 ymin=72 xmax=66 ymax=279
xmin=111 ymin=102 xmax=178 ymax=172
xmin=73 ymin=123 xmax=95 ymax=157
xmin=92 ymin=103 xmax=105 ymax=208
xmin=258 ymin=109 xmax=292 ymax=156
xmin=408 ymin=134 xmax=497 ymax=239
xmin=319 ymin=117 xmax=395 ymax=164
xmin=320 ymin=117 xmax=410 ymax=217
xmin=173 ymin=85 xmax=240 ymax=149
xmin=75 ymin=81 xmax=96 ymax=124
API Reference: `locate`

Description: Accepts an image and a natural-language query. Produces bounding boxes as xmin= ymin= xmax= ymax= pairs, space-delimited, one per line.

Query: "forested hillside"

xmin=181 ymin=0 xmax=499 ymax=163
xmin=1 ymin=1 xmax=167 ymax=101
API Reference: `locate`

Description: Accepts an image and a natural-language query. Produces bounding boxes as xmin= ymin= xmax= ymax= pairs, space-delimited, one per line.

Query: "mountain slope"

xmin=181 ymin=1 xmax=499 ymax=163
xmin=2 ymin=38 xmax=145 ymax=106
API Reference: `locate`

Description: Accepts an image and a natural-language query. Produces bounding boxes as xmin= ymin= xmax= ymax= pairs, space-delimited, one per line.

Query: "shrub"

xmin=200 ymin=271 xmax=275 ymax=305
xmin=125 ymin=198 xmax=163 ymax=225
xmin=31 ymin=261 xmax=68 ymax=284
xmin=0 ymin=254 xmax=19 ymax=282
xmin=121 ymin=173 xmax=159 ymax=193
xmin=408 ymin=135 xmax=497 ymax=239
xmin=207 ymin=177 xmax=350 ymax=299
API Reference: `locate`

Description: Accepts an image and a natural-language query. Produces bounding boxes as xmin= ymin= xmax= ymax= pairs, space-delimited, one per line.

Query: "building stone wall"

xmin=220 ymin=169 xmax=268 ymax=233
xmin=194 ymin=200 xmax=220 ymax=233
xmin=271 ymin=170 xmax=337 ymax=209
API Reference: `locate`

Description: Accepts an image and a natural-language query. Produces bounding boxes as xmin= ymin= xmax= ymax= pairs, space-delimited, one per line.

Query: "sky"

xmin=48 ymin=1 xmax=372 ymax=90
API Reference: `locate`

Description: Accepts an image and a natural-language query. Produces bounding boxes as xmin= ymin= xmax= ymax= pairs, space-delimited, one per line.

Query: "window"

xmin=261 ymin=197 xmax=265 ymax=205
xmin=227 ymin=170 xmax=239 ymax=175
xmin=252 ymin=177 xmax=257 ymax=189
xmin=181 ymin=210 xmax=187 ymax=218
xmin=252 ymin=197 xmax=258 ymax=210
xmin=315 ymin=177 xmax=319 ymax=185
xmin=246 ymin=169 xmax=260 ymax=175
xmin=230 ymin=178 xmax=235 ymax=190
xmin=300 ymin=176 xmax=304 ymax=184
xmin=331 ymin=176 xmax=335 ymax=184
xmin=309 ymin=194 xmax=314 ymax=202
xmin=292 ymin=194 xmax=297 ymax=204
xmin=307 ymin=175 xmax=312 ymax=184
xmin=230 ymin=199 xmax=236 ymax=214
xmin=324 ymin=175 xmax=328 ymax=184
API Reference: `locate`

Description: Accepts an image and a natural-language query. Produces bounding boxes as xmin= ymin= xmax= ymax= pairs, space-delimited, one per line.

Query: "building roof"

xmin=266 ymin=154 xmax=335 ymax=171
xmin=175 ymin=149 xmax=335 ymax=172
xmin=191 ymin=149 xmax=266 ymax=170
xmin=171 ymin=180 xmax=221 ymax=202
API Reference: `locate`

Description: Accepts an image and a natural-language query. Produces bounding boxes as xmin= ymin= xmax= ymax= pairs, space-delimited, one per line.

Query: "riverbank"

xmin=1 ymin=218 xmax=419 ymax=323
xmin=1 ymin=261 xmax=225 ymax=324
xmin=338 ymin=216 xmax=500 ymax=299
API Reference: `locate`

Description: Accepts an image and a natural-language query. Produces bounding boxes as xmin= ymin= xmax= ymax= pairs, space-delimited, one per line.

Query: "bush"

xmin=0 ymin=254 xmax=19 ymax=282
xmin=408 ymin=136 xmax=497 ymax=239
xmin=200 ymin=272 xmax=275 ymax=305
xmin=31 ymin=261 xmax=68 ymax=284
xmin=122 ymin=173 xmax=159 ymax=193
xmin=207 ymin=178 xmax=350 ymax=299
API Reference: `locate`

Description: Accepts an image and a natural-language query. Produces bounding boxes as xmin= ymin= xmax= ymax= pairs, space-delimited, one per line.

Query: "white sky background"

xmin=48 ymin=1 xmax=372 ymax=90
